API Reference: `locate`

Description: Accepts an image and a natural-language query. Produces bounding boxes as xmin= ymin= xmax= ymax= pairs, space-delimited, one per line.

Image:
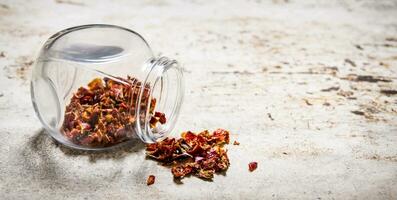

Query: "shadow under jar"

xmin=31 ymin=24 xmax=184 ymax=150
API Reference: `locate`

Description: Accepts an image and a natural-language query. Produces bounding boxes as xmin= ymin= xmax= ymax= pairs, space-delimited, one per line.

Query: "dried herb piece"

xmin=146 ymin=129 xmax=230 ymax=180
xmin=147 ymin=175 xmax=155 ymax=185
xmin=248 ymin=162 xmax=258 ymax=172
xmin=62 ymin=76 xmax=166 ymax=147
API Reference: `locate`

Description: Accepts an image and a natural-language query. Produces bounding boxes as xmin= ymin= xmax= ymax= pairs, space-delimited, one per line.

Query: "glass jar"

xmin=31 ymin=24 xmax=184 ymax=150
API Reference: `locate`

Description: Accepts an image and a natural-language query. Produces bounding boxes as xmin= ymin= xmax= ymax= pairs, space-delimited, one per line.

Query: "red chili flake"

xmin=171 ymin=164 xmax=193 ymax=178
xmin=248 ymin=162 xmax=258 ymax=172
xmin=150 ymin=111 xmax=166 ymax=128
xmin=212 ymin=128 xmax=230 ymax=144
xmin=155 ymin=112 xmax=166 ymax=124
xmin=198 ymin=169 xmax=215 ymax=179
xmin=62 ymin=76 xmax=166 ymax=147
xmin=233 ymin=140 xmax=240 ymax=145
xmin=149 ymin=116 xmax=159 ymax=128
xmin=147 ymin=175 xmax=155 ymax=185
xmin=146 ymin=129 xmax=230 ymax=180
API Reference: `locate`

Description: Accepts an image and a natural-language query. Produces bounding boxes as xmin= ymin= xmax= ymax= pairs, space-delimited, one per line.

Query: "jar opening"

xmin=135 ymin=57 xmax=184 ymax=143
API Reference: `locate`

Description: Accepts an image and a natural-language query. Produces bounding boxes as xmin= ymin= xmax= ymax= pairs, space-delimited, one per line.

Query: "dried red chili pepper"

xmin=147 ymin=175 xmax=155 ymax=185
xmin=62 ymin=76 xmax=166 ymax=147
xmin=248 ymin=162 xmax=258 ymax=172
xmin=146 ymin=129 xmax=231 ymax=180
xmin=155 ymin=112 xmax=166 ymax=124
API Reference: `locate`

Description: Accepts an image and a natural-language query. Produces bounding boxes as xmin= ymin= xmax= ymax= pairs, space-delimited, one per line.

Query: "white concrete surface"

xmin=0 ymin=0 xmax=396 ymax=199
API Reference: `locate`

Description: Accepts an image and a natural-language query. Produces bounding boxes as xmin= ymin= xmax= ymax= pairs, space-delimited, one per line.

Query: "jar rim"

xmin=135 ymin=56 xmax=184 ymax=143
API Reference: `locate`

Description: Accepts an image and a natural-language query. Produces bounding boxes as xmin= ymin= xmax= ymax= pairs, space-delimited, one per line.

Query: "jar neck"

xmin=135 ymin=56 xmax=184 ymax=143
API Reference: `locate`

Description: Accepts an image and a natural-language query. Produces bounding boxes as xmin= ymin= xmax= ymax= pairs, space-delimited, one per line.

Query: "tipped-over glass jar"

xmin=31 ymin=24 xmax=184 ymax=150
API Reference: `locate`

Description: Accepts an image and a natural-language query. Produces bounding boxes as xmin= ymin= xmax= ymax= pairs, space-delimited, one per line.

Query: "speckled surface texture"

xmin=0 ymin=0 xmax=397 ymax=199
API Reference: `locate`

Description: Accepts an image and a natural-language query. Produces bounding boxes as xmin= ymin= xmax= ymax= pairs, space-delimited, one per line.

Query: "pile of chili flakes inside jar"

xmin=146 ymin=129 xmax=230 ymax=180
xmin=62 ymin=76 xmax=165 ymax=147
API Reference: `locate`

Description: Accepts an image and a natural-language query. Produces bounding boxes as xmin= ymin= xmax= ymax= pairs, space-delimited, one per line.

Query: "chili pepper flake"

xmin=147 ymin=175 xmax=155 ymax=185
xmin=233 ymin=140 xmax=240 ymax=145
xmin=248 ymin=162 xmax=258 ymax=172
xmin=150 ymin=111 xmax=167 ymax=128
xmin=146 ymin=129 xmax=230 ymax=180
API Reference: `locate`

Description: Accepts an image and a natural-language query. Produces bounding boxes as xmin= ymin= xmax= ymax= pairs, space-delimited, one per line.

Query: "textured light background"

xmin=0 ymin=0 xmax=396 ymax=199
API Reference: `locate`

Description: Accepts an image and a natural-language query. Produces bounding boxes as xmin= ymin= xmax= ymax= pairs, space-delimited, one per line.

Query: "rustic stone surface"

xmin=0 ymin=0 xmax=396 ymax=199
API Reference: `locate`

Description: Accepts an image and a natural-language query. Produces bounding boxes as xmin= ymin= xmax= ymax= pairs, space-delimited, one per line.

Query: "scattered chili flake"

xmin=248 ymin=162 xmax=258 ymax=172
xmin=146 ymin=129 xmax=230 ymax=180
xmin=147 ymin=175 xmax=155 ymax=185
xmin=62 ymin=76 xmax=166 ymax=147
xmin=233 ymin=140 xmax=240 ymax=145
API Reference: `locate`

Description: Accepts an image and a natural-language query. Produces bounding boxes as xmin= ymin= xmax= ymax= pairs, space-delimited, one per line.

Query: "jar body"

xmin=31 ymin=24 xmax=184 ymax=150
